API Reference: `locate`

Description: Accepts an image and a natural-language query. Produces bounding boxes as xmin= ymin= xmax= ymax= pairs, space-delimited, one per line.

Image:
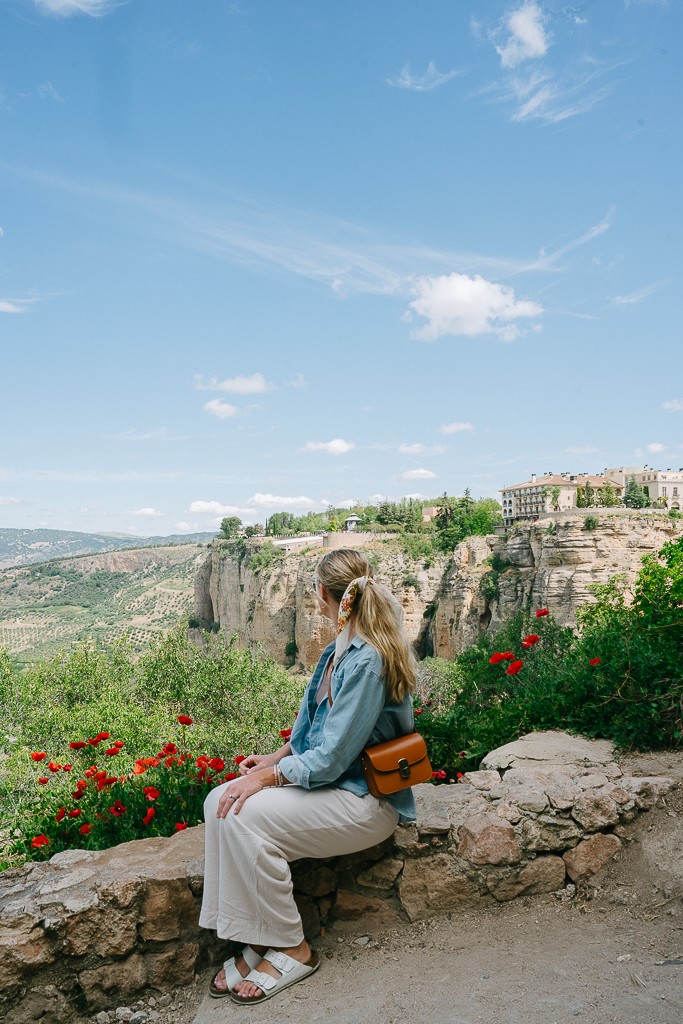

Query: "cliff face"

xmin=194 ymin=515 xmax=683 ymax=665
xmin=431 ymin=514 xmax=683 ymax=659
xmin=193 ymin=541 xmax=447 ymax=670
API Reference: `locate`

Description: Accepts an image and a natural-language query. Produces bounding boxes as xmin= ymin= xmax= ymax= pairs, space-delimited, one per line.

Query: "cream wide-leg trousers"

xmin=199 ymin=782 xmax=399 ymax=947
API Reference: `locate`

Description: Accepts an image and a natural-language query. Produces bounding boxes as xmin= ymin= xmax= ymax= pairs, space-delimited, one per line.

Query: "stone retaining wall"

xmin=1 ymin=755 xmax=674 ymax=1024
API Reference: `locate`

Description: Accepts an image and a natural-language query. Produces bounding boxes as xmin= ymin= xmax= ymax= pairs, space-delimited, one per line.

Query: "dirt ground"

xmin=186 ymin=750 xmax=683 ymax=1024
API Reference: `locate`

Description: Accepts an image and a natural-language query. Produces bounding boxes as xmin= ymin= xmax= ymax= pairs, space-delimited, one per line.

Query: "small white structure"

xmin=344 ymin=514 xmax=363 ymax=532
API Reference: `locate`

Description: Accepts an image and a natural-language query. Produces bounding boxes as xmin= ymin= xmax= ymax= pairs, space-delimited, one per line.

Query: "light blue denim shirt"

xmin=278 ymin=636 xmax=417 ymax=823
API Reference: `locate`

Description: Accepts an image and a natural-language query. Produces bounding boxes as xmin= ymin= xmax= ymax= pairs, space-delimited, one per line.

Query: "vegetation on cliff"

xmin=419 ymin=534 xmax=683 ymax=777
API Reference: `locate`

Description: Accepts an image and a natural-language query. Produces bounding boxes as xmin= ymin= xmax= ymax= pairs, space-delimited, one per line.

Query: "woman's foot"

xmin=212 ymin=945 xmax=267 ymax=994
xmin=233 ymin=940 xmax=312 ymax=999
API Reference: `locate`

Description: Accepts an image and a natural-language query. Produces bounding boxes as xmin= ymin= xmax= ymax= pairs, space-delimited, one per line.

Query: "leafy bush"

xmin=248 ymin=541 xmax=285 ymax=573
xmin=402 ymin=534 xmax=434 ymax=560
xmin=1 ymin=628 xmax=305 ymax=867
xmin=584 ymin=515 xmax=599 ymax=530
xmin=415 ymin=535 xmax=683 ymax=776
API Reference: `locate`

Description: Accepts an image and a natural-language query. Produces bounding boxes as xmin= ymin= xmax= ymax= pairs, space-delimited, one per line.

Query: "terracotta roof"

xmin=501 ymin=474 xmax=619 ymax=491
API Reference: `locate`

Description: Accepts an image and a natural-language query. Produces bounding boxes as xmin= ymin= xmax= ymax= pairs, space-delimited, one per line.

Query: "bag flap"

xmin=363 ymin=732 xmax=427 ymax=773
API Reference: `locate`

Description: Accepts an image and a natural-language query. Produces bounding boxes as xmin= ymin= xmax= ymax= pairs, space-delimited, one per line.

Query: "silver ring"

xmin=228 ymin=794 xmax=237 ymax=800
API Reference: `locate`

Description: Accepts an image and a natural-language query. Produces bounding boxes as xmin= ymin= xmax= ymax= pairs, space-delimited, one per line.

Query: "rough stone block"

xmin=293 ymin=894 xmax=320 ymax=939
xmin=139 ymin=879 xmax=198 ymax=942
xmin=563 ymin=833 xmax=622 ymax=882
xmin=79 ymin=955 xmax=147 ymax=1010
xmin=571 ymin=790 xmax=620 ymax=832
xmin=457 ymin=813 xmax=521 ymax=865
xmin=398 ymin=854 xmax=479 ymax=922
xmin=519 ymin=815 xmax=583 ymax=852
xmin=329 ymin=891 xmax=399 ymax=931
xmin=487 ymin=856 xmax=567 ymax=902
xmin=509 ymin=788 xmax=548 ymax=813
xmin=144 ymin=942 xmax=198 ymax=988
xmin=291 ymin=865 xmax=336 ymax=898
xmin=576 ymin=773 xmax=609 ymax=790
xmin=460 ymin=771 xmax=501 ymax=791
xmin=356 ymin=859 xmax=404 ymax=890
xmin=65 ymin=906 xmax=138 ymax=958
xmin=417 ymin=817 xmax=451 ymax=836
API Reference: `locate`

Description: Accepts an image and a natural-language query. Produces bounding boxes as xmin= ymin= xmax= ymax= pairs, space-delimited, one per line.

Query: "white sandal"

xmin=230 ymin=948 xmax=320 ymax=1005
xmin=209 ymin=945 xmax=263 ymax=998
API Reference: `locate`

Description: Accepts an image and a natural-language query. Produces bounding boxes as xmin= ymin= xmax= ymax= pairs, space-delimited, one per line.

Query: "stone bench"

xmin=1 ymin=764 xmax=674 ymax=1024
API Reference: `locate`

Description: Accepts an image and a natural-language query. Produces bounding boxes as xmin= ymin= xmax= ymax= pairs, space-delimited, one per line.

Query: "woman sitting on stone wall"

xmin=200 ymin=547 xmax=417 ymax=1005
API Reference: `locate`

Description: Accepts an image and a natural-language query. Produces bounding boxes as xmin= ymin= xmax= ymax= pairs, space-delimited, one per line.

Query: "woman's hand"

xmin=238 ymin=743 xmax=291 ymax=775
xmin=216 ymin=771 xmax=270 ymax=817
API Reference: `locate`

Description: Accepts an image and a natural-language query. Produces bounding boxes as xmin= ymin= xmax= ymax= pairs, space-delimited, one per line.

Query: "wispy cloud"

xmin=401 ymin=468 xmax=437 ymax=480
xmin=564 ymin=445 xmax=600 ymax=455
xmin=37 ymin=82 xmax=64 ymax=101
xmin=387 ymin=61 xmax=462 ymax=92
xmin=189 ymin=500 xmax=255 ymax=516
xmin=438 ymin=422 xmax=474 ymax=434
xmin=195 ymin=372 xmax=276 ymax=394
xmin=0 ymin=300 xmax=26 ymax=313
xmin=113 ymin=428 xmax=187 ymax=441
xmin=492 ymin=2 xmax=551 ymax=69
xmin=248 ymin=493 xmax=324 ymax=509
xmin=609 ymin=280 xmax=669 ymax=304
xmin=286 ymin=373 xmax=307 ymax=388
xmin=300 ymin=439 xmax=355 ymax=455
xmin=32 ymin=0 xmax=129 ymax=16
xmin=0 ymin=496 xmax=23 ymax=506
xmin=397 ymin=443 xmax=446 ymax=455
xmin=663 ymin=399 xmax=683 ymax=412
xmin=122 ymin=507 xmax=165 ymax=518
xmin=203 ymin=399 xmax=238 ymax=419
xmin=408 ymin=271 xmax=543 ymax=341
xmin=647 ymin=442 xmax=667 ymax=454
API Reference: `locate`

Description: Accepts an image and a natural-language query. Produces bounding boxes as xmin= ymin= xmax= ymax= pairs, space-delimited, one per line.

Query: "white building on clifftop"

xmin=500 ymin=472 xmax=624 ymax=523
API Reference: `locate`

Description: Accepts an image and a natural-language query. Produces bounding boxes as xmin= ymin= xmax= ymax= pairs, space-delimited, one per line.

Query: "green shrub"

xmin=584 ymin=515 xmax=599 ymax=530
xmin=248 ymin=541 xmax=285 ymax=573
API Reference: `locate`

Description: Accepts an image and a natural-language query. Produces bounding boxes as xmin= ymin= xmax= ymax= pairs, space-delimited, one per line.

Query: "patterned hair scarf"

xmin=332 ymin=575 xmax=404 ymax=665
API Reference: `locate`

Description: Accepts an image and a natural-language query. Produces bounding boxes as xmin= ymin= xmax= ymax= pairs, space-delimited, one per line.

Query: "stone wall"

xmin=1 ymin=741 xmax=673 ymax=1024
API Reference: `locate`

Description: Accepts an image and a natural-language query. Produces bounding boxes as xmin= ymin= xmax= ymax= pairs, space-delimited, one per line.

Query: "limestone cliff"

xmin=193 ymin=540 xmax=447 ymax=670
xmin=431 ymin=513 xmax=683 ymax=659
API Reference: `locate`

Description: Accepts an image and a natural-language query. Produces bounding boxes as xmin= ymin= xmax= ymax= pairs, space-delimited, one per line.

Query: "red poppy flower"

xmin=506 ymin=659 xmax=523 ymax=675
xmin=93 ymin=770 xmax=106 ymax=781
xmin=279 ymin=729 xmax=292 ymax=739
xmin=145 ymin=757 xmax=159 ymax=767
xmin=88 ymin=738 xmax=102 ymax=747
xmin=113 ymin=741 xmax=125 ymax=748
xmin=97 ymin=732 xmax=110 ymax=741
xmin=164 ymin=743 xmax=177 ymax=753
xmin=142 ymin=808 xmax=155 ymax=825
xmin=69 ymin=741 xmax=86 ymax=751
xmin=223 ymin=772 xmax=237 ymax=782
xmin=431 ymin=769 xmax=447 ymax=780
xmin=79 ymin=823 xmax=92 ymax=835
xmin=55 ymin=807 xmax=66 ymax=823
xmin=84 ymin=768 xmax=97 ymax=778
xmin=62 ymin=765 xmax=73 ymax=772
xmin=68 ymin=808 xmax=82 ymax=818
xmin=234 ymin=755 xmax=246 ymax=765
xmin=30 ymin=752 xmax=47 ymax=762
xmin=175 ymin=823 xmax=188 ymax=832
xmin=501 ymin=652 xmax=515 ymax=660
xmin=97 ymin=777 xmax=118 ymax=790
xmin=489 ymin=653 xmax=504 ymax=664
xmin=209 ymin=758 xmax=225 ymax=772
xmin=536 ymin=608 xmax=549 ymax=617
xmin=177 ymin=716 xmax=193 ymax=726
xmin=164 ymin=756 xmax=178 ymax=767
xmin=143 ymin=786 xmax=159 ymax=801
xmin=47 ymin=762 xmax=61 ymax=773
xmin=111 ymin=800 xmax=127 ymax=815
xmin=37 ymin=778 xmax=49 ymax=785
xmin=522 ymin=634 xmax=539 ymax=647
xmin=104 ymin=748 xmax=119 ymax=757
xmin=31 ymin=834 xmax=49 ymax=849
xmin=590 ymin=657 xmax=601 ymax=666
xmin=414 ymin=708 xmax=424 ymax=715
xmin=456 ymin=772 xmax=464 ymax=779
xmin=133 ymin=760 xmax=148 ymax=775
xmin=459 ymin=751 xmax=467 ymax=758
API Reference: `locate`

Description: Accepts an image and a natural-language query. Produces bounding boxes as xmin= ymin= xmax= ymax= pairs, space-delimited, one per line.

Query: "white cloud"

xmin=409 ymin=272 xmax=543 ymax=342
xmin=203 ymin=399 xmax=238 ymax=419
xmin=286 ymin=373 xmax=307 ymax=388
xmin=438 ymin=421 xmax=474 ymax=434
xmin=0 ymin=496 xmax=22 ymax=506
xmin=367 ymin=494 xmax=388 ymax=504
xmin=196 ymin=372 xmax=275 ymax=394
xmin=248 ymin=493 xmax=324 ymax=509
xmin=37 ymin=82 xmax=64 ymax=101
xmin=175 ymin=521 xmax=199 ymax=531
xmin=398 ymin=442 xmax=446 ymax=455
xmin=387 ymin=61 xmax=461 ymax=92
xmin=494 ymin=3 xmax=550 ymax=69
xmin=300 ymin=439 xmax=355 ymax=455
xmin=564 ymin=446 xmax=600 ymax=455
xmin=123 ymin=507 xmax=165 ymax=518
xmin=336 ymin=499 xmax=360 ymax=509
xmin=401 ymin=468 xmax=437 ymax=480
xmin=114 ymin=427 xmax=187 ymax=441
xmin=32 ymin=0 xmax=126 ymax=15
xmin=663 ymin=400 xmax=683 ymax=412
xmin=0 ymin=300 xmax=25 ymax=313
xmin=402 ymin=492 xmax=427 ymax=500
xmin=609 ymin=281 xmax=669 ymax=305
xmin=647 ymin=443 xmax=668 ymax=454
xmin=189 ymin=500 xmax=254 ymax=516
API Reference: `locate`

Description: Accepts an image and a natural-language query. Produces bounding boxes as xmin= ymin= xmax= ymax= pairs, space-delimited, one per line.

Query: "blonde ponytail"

xmin=315 ymin=549 xmax=417 ymax=703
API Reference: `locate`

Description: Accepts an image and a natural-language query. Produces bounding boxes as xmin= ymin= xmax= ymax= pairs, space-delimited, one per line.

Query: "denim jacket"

xmin=278 ymin=636 xmax=417 ymax=823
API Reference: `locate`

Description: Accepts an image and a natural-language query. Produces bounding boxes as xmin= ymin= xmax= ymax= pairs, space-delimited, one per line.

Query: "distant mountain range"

xmin=0 ymin=528 xmax=216 ymax=569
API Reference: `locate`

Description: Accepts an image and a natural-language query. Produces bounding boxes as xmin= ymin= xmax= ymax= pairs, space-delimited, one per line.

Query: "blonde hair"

xmin=315 ymin=548 xmax=417 ymax=704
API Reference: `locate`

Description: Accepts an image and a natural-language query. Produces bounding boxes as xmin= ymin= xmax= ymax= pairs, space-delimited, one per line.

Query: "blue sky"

xmin=0 ymin=0 xmax=681 ymax=533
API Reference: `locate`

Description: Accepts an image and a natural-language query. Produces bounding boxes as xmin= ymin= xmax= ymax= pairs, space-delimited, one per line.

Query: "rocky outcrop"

xmin=193 ymin=541 xmax=447 ymax=671
xmin=431 ymin=513 xmax=682 ymax=657
xmin=2 ymin=730 xmax=674 ymax=1024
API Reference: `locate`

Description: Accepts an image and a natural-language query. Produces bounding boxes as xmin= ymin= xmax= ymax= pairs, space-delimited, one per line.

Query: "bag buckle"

xmin=398 ymin=757 xmax=411 ymax=779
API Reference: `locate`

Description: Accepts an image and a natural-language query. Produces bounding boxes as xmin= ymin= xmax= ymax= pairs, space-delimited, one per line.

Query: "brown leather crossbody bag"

xmin=326 ymin=665 xmax=432 ymax=798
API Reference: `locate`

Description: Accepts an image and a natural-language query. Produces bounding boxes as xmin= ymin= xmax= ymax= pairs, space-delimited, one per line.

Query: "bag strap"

xmin=325 ymin=656 xmax=334 ymax=707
